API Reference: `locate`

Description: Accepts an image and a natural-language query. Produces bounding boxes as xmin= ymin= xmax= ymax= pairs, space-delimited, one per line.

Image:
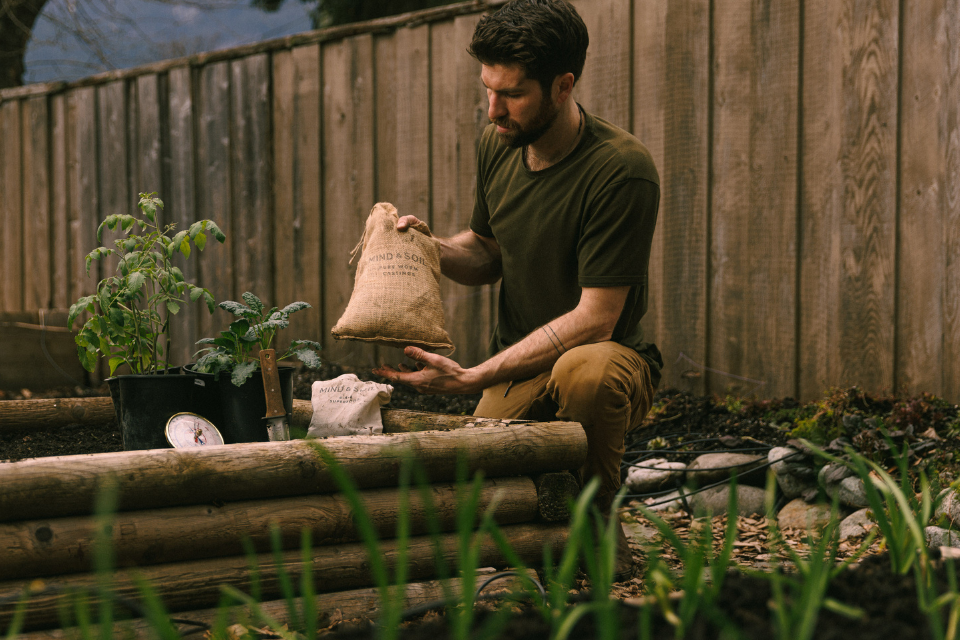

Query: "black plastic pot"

xmin=107 ymin=369 xmax=209 ymax=451
xmin=183 ymin=364 xmax=294 ymax=444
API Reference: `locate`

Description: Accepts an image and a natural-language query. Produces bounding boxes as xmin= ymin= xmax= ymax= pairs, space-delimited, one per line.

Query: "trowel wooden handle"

xmin=259 ymin=349 xmax=286 ymax=419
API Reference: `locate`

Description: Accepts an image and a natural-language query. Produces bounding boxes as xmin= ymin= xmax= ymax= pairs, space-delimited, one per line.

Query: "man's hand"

xmin=373 ymin=346 xmax=484 ymax=395
xmin=397 ymin=215 xmax=430 ymax=234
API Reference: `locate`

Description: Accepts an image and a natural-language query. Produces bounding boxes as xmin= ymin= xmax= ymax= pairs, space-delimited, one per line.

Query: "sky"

xmin=24 ymin=0 xmax=315 ymax=84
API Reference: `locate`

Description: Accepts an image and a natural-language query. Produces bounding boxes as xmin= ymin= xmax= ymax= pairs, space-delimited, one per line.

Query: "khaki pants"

xmin=474 ymin=341 xmax=655 ymax=511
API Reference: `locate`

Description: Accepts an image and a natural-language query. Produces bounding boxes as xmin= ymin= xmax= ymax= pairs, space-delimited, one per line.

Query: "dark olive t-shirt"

xmin=470 ymin=109 xmax=663 ymax=387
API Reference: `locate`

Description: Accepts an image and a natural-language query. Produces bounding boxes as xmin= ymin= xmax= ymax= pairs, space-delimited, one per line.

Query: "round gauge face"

xmin=165 ymin=412 xmax=224 ymax=448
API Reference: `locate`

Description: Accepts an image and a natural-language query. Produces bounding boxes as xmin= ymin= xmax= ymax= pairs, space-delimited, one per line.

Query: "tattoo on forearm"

xmin=542 ymin=324 xmax=567 ymax=355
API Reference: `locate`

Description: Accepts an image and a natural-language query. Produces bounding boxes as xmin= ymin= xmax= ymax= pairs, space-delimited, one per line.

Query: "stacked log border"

xmin=0 ymin=416 xmax=585 ymax=633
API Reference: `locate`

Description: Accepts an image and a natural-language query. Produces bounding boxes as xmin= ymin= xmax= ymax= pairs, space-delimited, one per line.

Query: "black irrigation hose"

xmin=395 ymin=571 xmax=548 ymax=621
xmin=622 ymin=451 xmax=804 ymax=509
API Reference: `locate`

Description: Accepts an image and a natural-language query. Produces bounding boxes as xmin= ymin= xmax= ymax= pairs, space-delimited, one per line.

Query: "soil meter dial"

xmin=165 ymin=412 xmax=224 ymax=448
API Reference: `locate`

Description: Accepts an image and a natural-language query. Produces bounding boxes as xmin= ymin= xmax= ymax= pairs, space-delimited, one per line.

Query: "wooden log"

xmin=0 ymin=398 xmax=116 ymax=433
xmin=0 ymin=398 xmax=525 ymax=434
xmin=534 ymin=472 xmax=581 ymax=522
xmin=0 ymin=477 xmax=537 ymax=580
xmin=0 ymin=523 xmax=567 ymax=632
xmin=17 ymin=569 xmax=540 ymax=639
xmin=0 ymin=422 xmax=587 ymax=522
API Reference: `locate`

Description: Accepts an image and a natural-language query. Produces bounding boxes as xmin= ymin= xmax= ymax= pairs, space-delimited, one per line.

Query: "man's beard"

xmin=493 ymin=95 xmax=561 ymax=149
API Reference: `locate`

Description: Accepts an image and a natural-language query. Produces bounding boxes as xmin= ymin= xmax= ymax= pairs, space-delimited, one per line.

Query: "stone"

xmin=768 ymin=446 xmax=800 ymax=475
xmin=936 ymin=490 xmax=960 ymax=529
xmin=837 ymin=476 xmax=869 ymax=509
xmin=925 ymin=526 xmax=960 ymax=549
xmin=640 ymin=490 xmax=683 ymax=513
xmin=776 ymin=498 xmax=835 ymax=531
xmin=774 ymin=471 xmax=816 ymax=500
xmin=839 ymin=508 xmax=876 ymax=539
xmin=624 ymin=458 xmax=687 ymax=494
xmin=819 ymin=462 xmax=857 ymax=502
xmin=689 ymin=485 xmax=767 ymax=517
xmin=686 ymin=453 xmax=767 ymax=488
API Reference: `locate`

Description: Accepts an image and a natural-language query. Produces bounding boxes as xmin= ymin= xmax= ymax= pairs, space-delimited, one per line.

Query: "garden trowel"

xmin=259 ymin=349 xmax=290 ymax=441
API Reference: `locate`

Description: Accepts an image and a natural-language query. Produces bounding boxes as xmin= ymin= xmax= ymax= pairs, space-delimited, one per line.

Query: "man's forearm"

xmin=438 ymin=231 xmax=502 ymax=285
xmin=468 ymin=286 xmax=628 ymax=389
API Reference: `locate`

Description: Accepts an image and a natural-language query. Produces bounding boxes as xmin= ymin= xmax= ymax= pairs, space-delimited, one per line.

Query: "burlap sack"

xmin=331 ymin=202 xmax=454 ymax=351
xmin=306 ymin=374 xmax=393 ymax=437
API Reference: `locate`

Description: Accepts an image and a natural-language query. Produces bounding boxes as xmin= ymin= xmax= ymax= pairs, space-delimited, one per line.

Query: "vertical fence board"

xmin=167 ymin=66 xmax=198 ymax=367
xmin=944 ymin=0 xmax=960 ymax=400
xmin=196 ymin=62 xmax=234 ymax=338
xmin=97 ymin=80 xmax=128 ymax=279
xmin=51 ymin=94 xmax=69 ymax=310
xmin=800 ymin=0 xmax=899 ymax=399
xmin=430 ymin=16 xmax=491 ymax=368
xmin=656 ymin=0 xmax=710 ymax=394
xmin=897 ymin=0 xmax=959 ymax=397
xmin=323 ymin=35 xmax=377 ymax=366
xmin=273 ymin=49 xmax=297 ymax=325
xmin=231 ymin=54 xmax=274 ymax=311
xmin=374 ymin=33 xmax=398 ymax=204
xmin=633 ymin=0 xmax=667 ymax=383
xmin=23 ymin=97 xmax=51 ymax=311
xmin=572 ymin=0 xmax=632 ymax=128
xmin=70 ymin=88 xmax=99 ymax=304
xmin=709 ymin=0 xmax=799 ymax=397
xmin=1 ymin=101 xmax=23 ymax=312
xmin=291 ymin=44 xmax=323 ymax=341
xmin=135 ymin=75 xmax=164 ymax=197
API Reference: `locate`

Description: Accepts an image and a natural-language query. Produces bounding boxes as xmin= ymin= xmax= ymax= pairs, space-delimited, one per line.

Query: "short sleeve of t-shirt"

xmin=577 ymin=177 xmax=660 ymax=287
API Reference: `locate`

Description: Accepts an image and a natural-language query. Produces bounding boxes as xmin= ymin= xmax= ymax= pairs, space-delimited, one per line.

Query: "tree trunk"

xmin=0 ymin=0 xmax=48 ymax=89
xmin=0 ymin=422 xmax=588 ymax=522
xmin=0 ymin=523 xmax=568 ymax=632
xmin=0 ymin=477 xmax=538 ymax=580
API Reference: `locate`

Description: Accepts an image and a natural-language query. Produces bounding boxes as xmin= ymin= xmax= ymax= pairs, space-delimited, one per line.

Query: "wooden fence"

xmin=0 ymin=0 xmax=957 ymax=402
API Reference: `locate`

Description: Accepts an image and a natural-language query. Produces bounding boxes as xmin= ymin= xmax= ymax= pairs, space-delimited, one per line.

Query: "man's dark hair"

xmin=468 ymin=0 xmax=589 ymax=93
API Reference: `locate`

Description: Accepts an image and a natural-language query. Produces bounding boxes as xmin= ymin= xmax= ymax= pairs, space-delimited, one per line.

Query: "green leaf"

xmin=231 ymin=360 xmax=259 ymax=387
xmin=170 ymin=230 xmax=188 ymax=253
xmin=68 ymin=297 xmax=96 ymax=328
xmin=122 ymin=237 xmax=138 ymax=253
xmin=194 ymin=231 xmax=207 ymax=251
xmin=78 ymin=345 xmax=98 ymax=372
xmin=108 ymin=306 xmax=125 ymax=327
xmin=219 ymin=300 xmax=254 ymax=317
xmin=228 ymin=319 xmax=251 ymax=337
xmin=179 ymin=236 xmax=191 ymax=259
xmin=119 ymin=215 xmax=136 ymax=233
xmin=293 ymin=347 xmax=322 ymax=369
xmin=195 ymin=338 xmax=218 ymax=346
xmin=241 ymin=292 xmax=264 ymax=314
xmin=166 ymin=300 xmax=181 ymax=315
xmin=189 ymin=286 xmax=203 ymax=302
xmin=127 ymin=271 xmax=146 ymax=295
xmin=203 ymin=290 xmax=215 ymax=314
xmin=108 ymin=357 xmax=125 ymax=376
xmin=280 ymin=301 xmax=311 ymax=315
xmin=169 ymin=267 xmax=185 ymax=283
xmin=206 ymin=220 xmax=226 ymax=243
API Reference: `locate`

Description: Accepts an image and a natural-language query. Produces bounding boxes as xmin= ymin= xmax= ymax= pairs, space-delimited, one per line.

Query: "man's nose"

xmin=487 ymin=93 xmax=506 ymax=120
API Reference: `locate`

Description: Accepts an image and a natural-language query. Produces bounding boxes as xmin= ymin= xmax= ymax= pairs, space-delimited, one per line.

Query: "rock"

xmin=837 ymin=476 xmax=869 ymax=509
xmin=624 ymin=458 xmax=687 ymax=494
xmin=926 ymin=526 xmax=960 ymax=549
xmin=686 ymin=453 xmax=767 ymax=488
xmin=776 ymin=498 xmax=835 ymax=531
xmin=769 ymin=446 xmax=817 ymax=498
xmin=775 ymin=471 xmax=816 ymax=500
xmin=689 ymin=485 xmax=767 ymax=517
xmin=936 ymin=490 xmax=960 ymax=529
xmin=819 ymin=462 xmax=857 ymax=502
xmin=640 ymin=490 xmax=684 ymax=513
xmin=839 ymin=508 xmax=875 ymax=539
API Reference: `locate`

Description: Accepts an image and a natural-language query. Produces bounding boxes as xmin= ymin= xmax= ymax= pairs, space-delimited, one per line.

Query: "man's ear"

xmin=554 ymin=72 xmax=576 ymax=104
